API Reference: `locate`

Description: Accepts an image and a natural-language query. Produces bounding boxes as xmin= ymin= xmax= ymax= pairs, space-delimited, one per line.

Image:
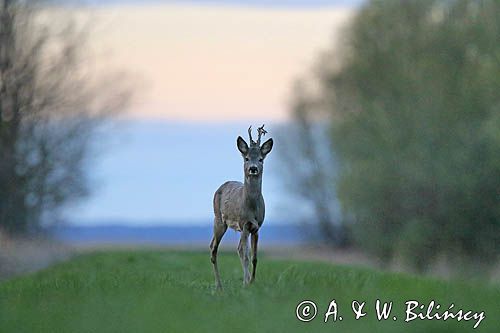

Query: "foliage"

xmin=288 ymin=0 xmax=500 ymax=271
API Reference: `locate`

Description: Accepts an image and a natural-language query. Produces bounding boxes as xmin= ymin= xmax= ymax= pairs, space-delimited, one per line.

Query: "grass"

xmin=0 ymin=250 xmax=498 ymax=332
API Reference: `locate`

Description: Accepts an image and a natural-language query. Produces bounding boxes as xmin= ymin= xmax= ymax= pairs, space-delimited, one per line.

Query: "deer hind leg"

xmin=210 ymin=221 xmax=227 ymax=290
xmin=237 ymin=228 xmax=251 ymax=286
xmin=250 ymin=231 xmax=258 ymax=283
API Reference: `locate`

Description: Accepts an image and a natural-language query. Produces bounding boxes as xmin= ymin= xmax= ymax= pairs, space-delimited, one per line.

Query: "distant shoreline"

xmin=51 ymin=224 xmax=309 ymax=247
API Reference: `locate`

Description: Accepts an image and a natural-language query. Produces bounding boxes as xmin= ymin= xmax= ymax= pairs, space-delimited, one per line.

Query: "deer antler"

xmin=257 ymin=124 xmax=267 ymax=145
xmin=248 ymin=126 xmax=256 ymax=145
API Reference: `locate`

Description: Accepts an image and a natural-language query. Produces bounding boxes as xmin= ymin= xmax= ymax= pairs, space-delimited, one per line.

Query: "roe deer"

xmin=210 ymin=125 xmax=273 ymax=290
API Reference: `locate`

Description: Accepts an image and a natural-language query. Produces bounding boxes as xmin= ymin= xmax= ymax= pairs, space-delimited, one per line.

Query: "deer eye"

xmin=245 ymin=157 xmax=249 ymax=162
xmin=259 ymin=158 xmax=263 ymax=162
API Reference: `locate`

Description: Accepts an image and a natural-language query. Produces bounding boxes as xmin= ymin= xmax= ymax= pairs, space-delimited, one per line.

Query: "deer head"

xmin=236 ymin=124 xmax=273 ymax=179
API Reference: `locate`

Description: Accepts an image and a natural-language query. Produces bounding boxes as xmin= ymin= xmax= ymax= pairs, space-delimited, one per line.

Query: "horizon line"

xmin=77 ymin=0 xmax=363 ymax=9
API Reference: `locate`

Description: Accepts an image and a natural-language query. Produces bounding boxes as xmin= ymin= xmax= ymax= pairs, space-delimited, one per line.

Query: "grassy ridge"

xmin=0 ymin=250 xmax=498 ymax=332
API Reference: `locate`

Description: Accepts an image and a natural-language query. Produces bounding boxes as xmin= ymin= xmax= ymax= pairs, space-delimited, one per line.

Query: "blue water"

xmin=52 ymin=223 xmax=310 ymax=247
xmin=79 ymin=0 xmax=363 ymax=8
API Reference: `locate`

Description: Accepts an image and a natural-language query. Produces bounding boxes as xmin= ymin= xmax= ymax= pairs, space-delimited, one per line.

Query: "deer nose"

xmin=249 ymin=166 xmax=259 ymax=174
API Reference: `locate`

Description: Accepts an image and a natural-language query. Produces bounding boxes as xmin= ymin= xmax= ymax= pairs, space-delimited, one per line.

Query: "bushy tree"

xmin=289 ymin=0 xmax=500 ymax=271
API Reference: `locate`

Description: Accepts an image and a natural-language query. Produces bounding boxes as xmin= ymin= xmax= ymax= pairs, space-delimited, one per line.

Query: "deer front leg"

xmin=237 ymin=229 xmax=251 ymax=286
xmin=210 ymin=222 xmax=227 ymax=290
xmin=250 ymin=231 xmax=258 ymax=283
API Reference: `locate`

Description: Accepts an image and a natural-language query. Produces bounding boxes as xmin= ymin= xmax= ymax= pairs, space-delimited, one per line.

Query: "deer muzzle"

xmin=248 ymin=166 xmax=259 ymax=176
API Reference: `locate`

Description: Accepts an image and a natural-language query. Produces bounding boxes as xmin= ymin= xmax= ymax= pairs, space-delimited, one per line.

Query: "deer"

xmin=210 ymin=125 xmax=273 ymax=290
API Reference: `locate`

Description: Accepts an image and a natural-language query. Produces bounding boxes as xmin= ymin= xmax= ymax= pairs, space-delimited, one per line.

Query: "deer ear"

xmin=260 ymin=138 xmax=273 ymax=157
xmin=237 ymin=136 xmax=249 ymax=155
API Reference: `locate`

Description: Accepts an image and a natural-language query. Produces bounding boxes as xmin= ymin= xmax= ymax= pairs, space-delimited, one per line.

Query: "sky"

xmin=66 ymin=1 xmax=358 ymax=225
xmin=70 ymin=121 xmax=292 ymax=224
xmin=88 ymin=2 xmax=355 ymax=121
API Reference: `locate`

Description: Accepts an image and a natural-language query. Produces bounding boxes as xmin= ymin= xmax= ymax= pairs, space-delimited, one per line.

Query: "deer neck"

xmin=244 ymin=175 xmax=262 ymax=202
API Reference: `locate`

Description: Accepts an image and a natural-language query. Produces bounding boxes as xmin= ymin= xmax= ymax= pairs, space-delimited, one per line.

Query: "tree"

xmin=287 ymin=0 xmax=500 ymax=271
xmin=278 ymin=82 xmax=348 ymax=247
xmin=0 ymin=1 xmax=131 ymax=234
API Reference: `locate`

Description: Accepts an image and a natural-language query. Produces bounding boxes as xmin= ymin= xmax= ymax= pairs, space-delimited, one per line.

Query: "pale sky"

xmin=89 ymin=4 xmax=354 ymax=121
xmin=61 ymin=3 xmax=357 ymax=224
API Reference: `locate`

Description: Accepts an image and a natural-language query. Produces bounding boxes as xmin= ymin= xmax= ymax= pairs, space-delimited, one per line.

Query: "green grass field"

xmin=0 ymin=250 xmax=498 ymax=332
